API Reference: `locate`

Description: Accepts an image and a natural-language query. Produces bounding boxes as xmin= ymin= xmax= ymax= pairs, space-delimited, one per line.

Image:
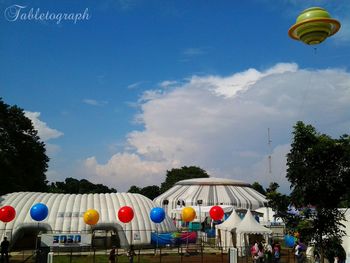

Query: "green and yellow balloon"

xmin=288 ymin=7 xmax=341 ymax=45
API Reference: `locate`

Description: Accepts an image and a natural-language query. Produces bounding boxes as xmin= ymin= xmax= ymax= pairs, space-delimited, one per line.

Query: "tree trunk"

xmin=320 ymin=236 xmax=324 ymax=263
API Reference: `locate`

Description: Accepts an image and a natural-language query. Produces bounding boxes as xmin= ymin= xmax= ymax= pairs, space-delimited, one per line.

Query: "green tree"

xmin=49 ymin=177 xmax=117 ymax=194
xmin=265 ymin=182 xmax=290 ymax=217
xmin=286 ymin=121 xmax=349 ymax=263
xmin=127 ymin=185 xmax=160 ymax=200
xmin=140 ymin=185 xmax=160 ymax=200
xmin=160 ymin=166 xmax=209 ymax=193
xmin=0 ymin=99 xmax=49 ymax=194
xmin=127 ymin=185 xmax=141 ymax=194
xmin=251 ymin=182 xmax=266 ymax=195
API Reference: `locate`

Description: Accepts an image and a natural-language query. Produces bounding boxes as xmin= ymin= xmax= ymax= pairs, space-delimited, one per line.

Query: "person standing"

xmin=251 ymin=241 xmax=259 ymax=263
xmin=109 ymin=247 xmax=116 ymax=263
xmin=273 ymin=241 xmax=281 ymax=263
xmin=1 ymin=237 xmax=10 ymax=263
xmin=127 ymin=245 xmax=135 ymax=263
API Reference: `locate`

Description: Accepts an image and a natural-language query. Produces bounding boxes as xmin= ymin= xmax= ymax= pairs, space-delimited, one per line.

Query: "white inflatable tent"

xmin=0 ymin=192 xmax=176 ymax=248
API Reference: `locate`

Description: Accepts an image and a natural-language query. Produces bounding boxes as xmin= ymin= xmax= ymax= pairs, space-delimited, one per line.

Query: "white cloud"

xmin=84 ymin=154 xmax=179 ymax=188
xmin=83 ymin=99 xmax=108 ymax=106
xmin=127 ymin=81 xmax=148 ymax=89
xmin=183 ymin=47 xmax=207 ymax=56
xmin=83 ymin=63 xmax=350 ymax=192
xmin=159 ymin=80 xmax=178 ymax=89
xmin=189 ymin=63 xmax=298 ymax=98
xmin=24 ymin=111 xmax=63 ymax=142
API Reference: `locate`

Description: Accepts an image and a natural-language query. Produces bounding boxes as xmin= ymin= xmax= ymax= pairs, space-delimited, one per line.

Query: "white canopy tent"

xmin=216 ymin=209 xmax=241 ymax=249
xmin=236 ymin=209 xmax=272 ymax=250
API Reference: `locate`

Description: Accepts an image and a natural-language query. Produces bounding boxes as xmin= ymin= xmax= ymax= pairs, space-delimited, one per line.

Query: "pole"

xmin=124 ymin=223 xmax=127 ymax=247
xmin=35 ymin=222 xmax=39 ymax=259
xmin=156 ymin=224 xmax=159 ymax=254
xmin=198 ymin=204 xmax=201 ymax=244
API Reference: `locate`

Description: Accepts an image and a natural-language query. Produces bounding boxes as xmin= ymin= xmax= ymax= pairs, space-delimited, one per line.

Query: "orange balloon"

xmin=181 ymin=207 xmax=196 ymax=222
xmin=83 ymin=209 xmax=99 ymax=225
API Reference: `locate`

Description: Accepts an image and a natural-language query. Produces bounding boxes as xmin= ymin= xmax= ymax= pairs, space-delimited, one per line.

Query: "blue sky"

xmin=1 ymin=0 xmax=350 ymax=192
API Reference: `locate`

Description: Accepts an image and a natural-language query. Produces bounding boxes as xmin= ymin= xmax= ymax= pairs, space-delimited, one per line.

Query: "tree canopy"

xmin=48 ymin=177 xmax=117 ymax=194
xmin=160 ymin=166 xmax=209 ymax=193
xmin=127 ymin=185 xmax=160 ymax=200
xmin=286 ymin=121 xmax=350 ymax=262
xmin=0 ymin=99 xmax=49 ymax=195
xmin=128 ymin=166 xmax=210 ymax=199
xmin=251 ymin=182 xmax=266 ymax=195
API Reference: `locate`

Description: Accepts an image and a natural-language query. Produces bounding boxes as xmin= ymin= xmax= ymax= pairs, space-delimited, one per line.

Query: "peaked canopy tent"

xmin=236 ymin=209 xmax=272 ymax=249
xmin=216 ymin=209 xmax=242 ymax=249
xmin=154 ymin=177 xmax=268 ymax=218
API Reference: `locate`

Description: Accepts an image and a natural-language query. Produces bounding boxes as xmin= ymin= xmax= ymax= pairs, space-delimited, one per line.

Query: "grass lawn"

xmin=52 ymin=254 xmax=153 ymax=263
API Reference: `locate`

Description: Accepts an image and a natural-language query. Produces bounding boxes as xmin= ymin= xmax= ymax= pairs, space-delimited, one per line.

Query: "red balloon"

xmin=0 ymin=206 xmax=16 ymax=223
xmin=118 ymin=206 xmax=134 ymax=223
xmin=209 ymin=206 xmax=224 ymax=221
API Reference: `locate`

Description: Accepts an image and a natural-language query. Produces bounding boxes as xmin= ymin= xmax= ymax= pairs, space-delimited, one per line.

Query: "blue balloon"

xmin=30 ymin=203 xmax=48 ymax=221
xmin=150 ymin=207 xmax=165 ymax=223
xmin=284 ymin=235 xmax=296 ymax=248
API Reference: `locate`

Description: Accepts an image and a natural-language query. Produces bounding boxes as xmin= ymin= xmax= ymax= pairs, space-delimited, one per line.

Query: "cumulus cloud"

xmin=24 ymin=111 xmax=63 ymax=141
xmin=83 ymin=63 xmax=350 ymax=192
xmin=159 ymin=80 xmax=178 ymax=89
xmin=84 ymin=154 xmax=179 ymax=188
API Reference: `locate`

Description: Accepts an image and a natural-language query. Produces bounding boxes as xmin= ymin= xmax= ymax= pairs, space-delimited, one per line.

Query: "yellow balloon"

xmin=181 ymin=207 xmax=196 ymax=222
xmin=83 ymin=209 xmax=99 ymax=225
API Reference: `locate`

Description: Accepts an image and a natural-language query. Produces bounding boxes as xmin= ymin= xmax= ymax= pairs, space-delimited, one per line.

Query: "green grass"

xmin=52 ymin=255 xmax=152 ymax=263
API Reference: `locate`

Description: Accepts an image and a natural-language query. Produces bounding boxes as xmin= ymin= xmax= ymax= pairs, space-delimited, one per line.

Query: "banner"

xmin=41 ymin=233 xmax=92 ymax=247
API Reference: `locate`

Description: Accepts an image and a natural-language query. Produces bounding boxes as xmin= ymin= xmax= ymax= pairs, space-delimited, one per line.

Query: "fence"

xmin=3 ymin=228 xmax=299 ymax=263
xmin=8 ymin=244 xmax=300 ymax=263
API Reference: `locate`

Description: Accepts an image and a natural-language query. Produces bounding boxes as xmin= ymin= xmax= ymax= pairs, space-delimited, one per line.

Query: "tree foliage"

xmin=0 ymin=99 xmax=49 ymax=195
xmin=265 ymin=182 xmax=290 ymax=217
xmin=160 ymin=166 xmax=209 ymax=193
xmin=127 ymin=185 xmax=160 ymax=200
xmin=286 ymin=121 xmax=350 ymax=262
xmin=251 ymin=182 xmax=266 ymax=195
xmin=48 ymin=177 xmax=117 ymax=194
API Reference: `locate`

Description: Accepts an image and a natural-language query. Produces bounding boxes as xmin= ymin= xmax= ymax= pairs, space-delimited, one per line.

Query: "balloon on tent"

xmin=181 ymin=207 xmax=196 ymax=222
xmin=209 ymin=206 xmax=224 ymax=221
xmin=30 ymin=203 xmax=49 ymax=221
xmin=118 ymin=206 xmax=134 ymax=223
xmin=0 ymin=206 xmax=16 ymax=223
xmin=150 ymin=207 xmax=166 ymax=224
xmin=288 ymin=7 xmax=341 ymax=45
xmin=83 ymin=209 xmax=99 ymax=225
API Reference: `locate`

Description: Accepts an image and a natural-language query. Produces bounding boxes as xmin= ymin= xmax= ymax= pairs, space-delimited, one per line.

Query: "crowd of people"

xmin=250 ymin=240 xmax=281 ymax=263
